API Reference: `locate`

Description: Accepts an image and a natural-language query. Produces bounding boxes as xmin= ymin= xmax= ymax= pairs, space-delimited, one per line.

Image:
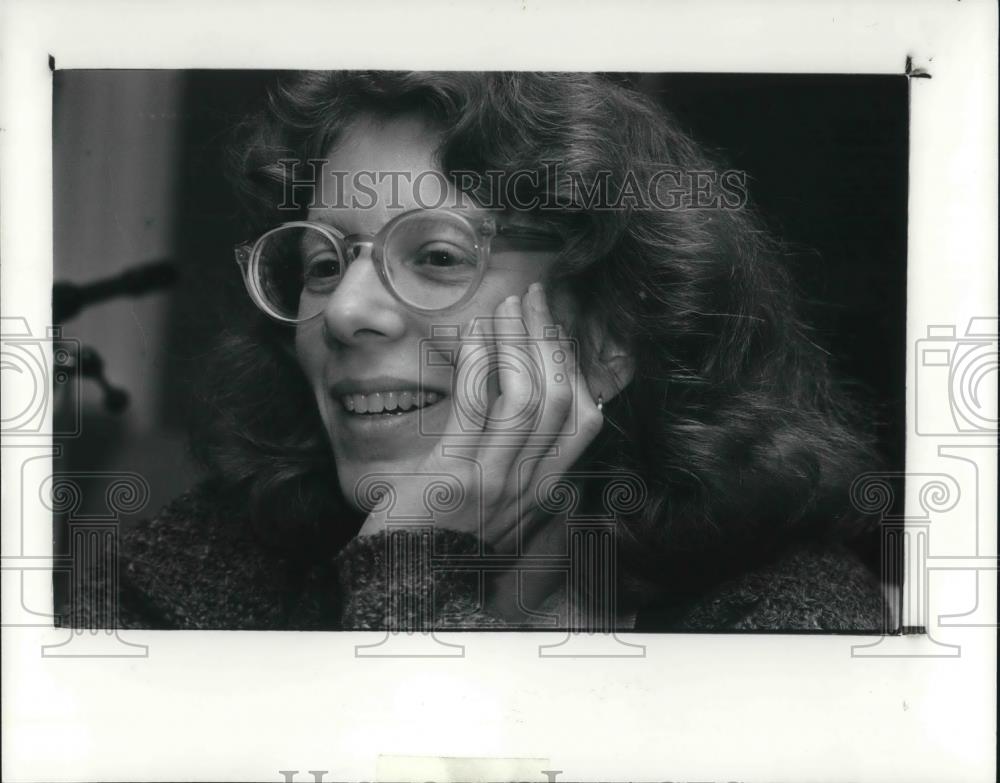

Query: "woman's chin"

xmin=327 ymin=394 xmax=454 ymax=499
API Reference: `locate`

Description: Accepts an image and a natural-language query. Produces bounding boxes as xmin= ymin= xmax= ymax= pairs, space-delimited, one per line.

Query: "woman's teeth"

xmin=341 ymin=390 xmax=442 ymax=414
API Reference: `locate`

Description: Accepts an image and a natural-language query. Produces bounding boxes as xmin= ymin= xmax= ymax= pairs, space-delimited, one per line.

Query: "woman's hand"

xmin=355 ymin=282 xmax=605 ymax=553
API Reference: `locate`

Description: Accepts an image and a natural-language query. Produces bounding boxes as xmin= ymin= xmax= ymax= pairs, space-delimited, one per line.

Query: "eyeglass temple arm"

xmin=234 ymin=242 xmax=252 ymax=270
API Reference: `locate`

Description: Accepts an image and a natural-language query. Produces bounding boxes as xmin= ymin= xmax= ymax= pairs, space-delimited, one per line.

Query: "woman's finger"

xmin=484 ymin=284 xmax=582 ymax=549
xmin=521 ymin=283 xmax=577 ymax=438
xmin=430 ymin=295 xmax=543 ymax=533
xmin=512 ymin=284 xmax=597 ymax=489
xmin=474 ymin=294 xmax=548 ymax=508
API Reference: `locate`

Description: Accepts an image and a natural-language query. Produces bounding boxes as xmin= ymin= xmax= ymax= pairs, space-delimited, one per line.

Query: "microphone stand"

xmin=52 ymin=260 xmax=179 ymax=413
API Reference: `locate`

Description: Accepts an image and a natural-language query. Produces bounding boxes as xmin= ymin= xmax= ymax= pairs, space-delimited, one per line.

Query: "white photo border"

xmin=2 ymin=1 xmax=997 ymax=781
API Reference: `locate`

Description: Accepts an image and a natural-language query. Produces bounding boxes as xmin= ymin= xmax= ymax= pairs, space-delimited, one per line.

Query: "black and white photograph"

xmin=52 ymin=68 xmax=908 ymax=634
xmin=2 ymin=1 xmax=996 ymax=782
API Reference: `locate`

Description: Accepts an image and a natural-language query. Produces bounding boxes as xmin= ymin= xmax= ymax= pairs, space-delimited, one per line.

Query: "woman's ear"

xmin=548 ymin=288 xmax=634 ymax=405
xmin=581 ymin=318 xmax=635 ymax=405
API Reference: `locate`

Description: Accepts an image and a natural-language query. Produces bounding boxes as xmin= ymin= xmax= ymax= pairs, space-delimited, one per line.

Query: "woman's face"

xmin=295 ymin=113 xmax=568 ymax=508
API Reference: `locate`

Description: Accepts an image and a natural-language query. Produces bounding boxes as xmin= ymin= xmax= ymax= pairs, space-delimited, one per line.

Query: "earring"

xmin=596 ymin=394 xmax=604 ymax=413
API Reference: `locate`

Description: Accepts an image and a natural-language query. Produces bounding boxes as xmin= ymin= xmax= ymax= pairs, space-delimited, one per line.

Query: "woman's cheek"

xmin=294 ymin=323 xmax=325 ymax=385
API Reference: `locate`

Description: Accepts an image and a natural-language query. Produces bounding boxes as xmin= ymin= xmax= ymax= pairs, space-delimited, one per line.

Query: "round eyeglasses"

xmin=234 ymin=208 xmax=563 ymax=323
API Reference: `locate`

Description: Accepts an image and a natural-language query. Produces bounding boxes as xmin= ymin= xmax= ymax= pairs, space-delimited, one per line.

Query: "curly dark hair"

xmin=195 ymin=71 xmax=878 ymax=605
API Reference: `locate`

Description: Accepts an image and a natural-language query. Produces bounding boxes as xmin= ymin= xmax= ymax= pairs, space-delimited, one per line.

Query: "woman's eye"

xmin=302 ymin=254 xmax=342 ymax=286
xmin=420 ymin=251 xmax=463 ymax=267
xmin=410 ymin=243 xmax=477 ymax=272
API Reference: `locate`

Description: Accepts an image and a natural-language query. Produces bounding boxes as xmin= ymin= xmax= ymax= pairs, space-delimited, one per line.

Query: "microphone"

xmin=53 ymin=259 xmax=179 ymax=324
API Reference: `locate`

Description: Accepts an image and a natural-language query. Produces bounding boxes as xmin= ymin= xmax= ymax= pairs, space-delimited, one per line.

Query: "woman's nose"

xmin=321 ymin=247 xmax=407 ymax=345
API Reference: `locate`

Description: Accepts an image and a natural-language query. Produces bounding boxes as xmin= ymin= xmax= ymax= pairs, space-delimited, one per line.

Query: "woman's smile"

xmin=327 ymin=375 xmax=452 ymax=441
xmin=337 ymin=389 xmax=443 ymax=415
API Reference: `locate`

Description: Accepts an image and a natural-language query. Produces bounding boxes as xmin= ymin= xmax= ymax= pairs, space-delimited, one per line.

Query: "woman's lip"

xmin=331 ymin=393 xmax=451 ymax=437
xmin=328 ymin=375 xmax=448 ymax=397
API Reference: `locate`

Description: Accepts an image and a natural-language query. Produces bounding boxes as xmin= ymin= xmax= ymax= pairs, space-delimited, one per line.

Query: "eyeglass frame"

xmin=234 ymin=208 xmax=564 ymax=324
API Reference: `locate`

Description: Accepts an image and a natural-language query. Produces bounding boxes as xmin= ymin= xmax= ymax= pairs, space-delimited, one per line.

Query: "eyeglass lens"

xmin=253 ymin=211 xmax=483 ymax=320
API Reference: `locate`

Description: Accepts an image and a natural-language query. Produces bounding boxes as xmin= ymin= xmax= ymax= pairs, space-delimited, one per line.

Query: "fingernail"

xmin=504 ymin=294 xmax=520 ymax=309
xmin=527 ymin=282 xmax=545 ymax=309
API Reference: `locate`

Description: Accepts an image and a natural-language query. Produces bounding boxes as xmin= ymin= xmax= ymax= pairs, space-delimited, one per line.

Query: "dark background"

xmin=53 ymin=71 xmax=908 ymax=580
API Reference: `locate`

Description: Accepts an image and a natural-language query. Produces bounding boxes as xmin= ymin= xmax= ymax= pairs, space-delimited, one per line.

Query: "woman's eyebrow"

xmin=307 ymin=212 xmax=388 ymax=236
xmin=305 ymin=213 xmax=350 ymax=233
xmin=299 ymin=231 xmax=330 ymax=252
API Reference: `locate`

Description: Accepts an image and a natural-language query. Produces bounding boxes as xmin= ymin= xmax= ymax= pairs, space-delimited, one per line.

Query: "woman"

xmin=77 ymin=71 xmax=885 ymax=632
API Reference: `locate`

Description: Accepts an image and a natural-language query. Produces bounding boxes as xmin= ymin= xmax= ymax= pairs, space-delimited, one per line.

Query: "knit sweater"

xmin=63 ymin=486 xmax=887 ymax=633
